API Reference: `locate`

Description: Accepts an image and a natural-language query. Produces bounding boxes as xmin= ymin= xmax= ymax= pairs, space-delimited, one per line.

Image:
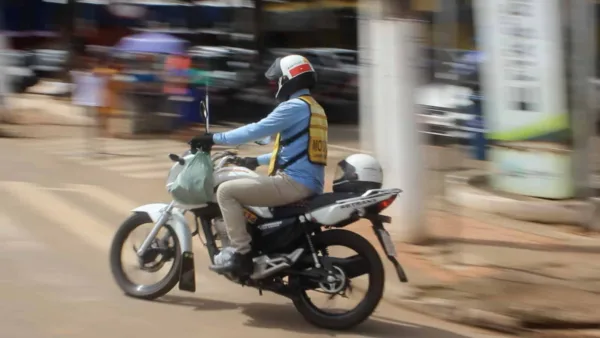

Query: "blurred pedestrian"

xmin=163 ymin=53 xmax=192 ymax=129
xmin=71 ymin=52 xmax=108 ymax=155
xmin=93 ymin=55 xmax=119 ymax=137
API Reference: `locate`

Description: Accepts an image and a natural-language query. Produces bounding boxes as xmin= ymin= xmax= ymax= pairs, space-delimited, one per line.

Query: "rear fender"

xmin=132 ymin=203 xmax=193 ymax=254
xmin=308 ymin=189 xmax=400 ymax=226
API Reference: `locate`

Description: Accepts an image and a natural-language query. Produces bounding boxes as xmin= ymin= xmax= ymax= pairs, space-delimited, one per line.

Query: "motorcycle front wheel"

xmin=292 ymin=229 xmax=385 ymax=330
xmin=109 ymin=213 xmax=181 ymax=300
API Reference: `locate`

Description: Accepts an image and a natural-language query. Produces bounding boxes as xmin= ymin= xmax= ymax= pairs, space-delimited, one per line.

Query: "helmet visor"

xmin=333 ymin=159 xmax=358 ymax=183
xmin=265 ymin=57 xmax=283 ymax=81
xmin=334 ymin=164 xmax=345 ymax=181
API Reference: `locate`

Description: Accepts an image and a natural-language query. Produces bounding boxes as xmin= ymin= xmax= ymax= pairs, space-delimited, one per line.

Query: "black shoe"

xmin=209 ymin=252 xmax=254 ymax=276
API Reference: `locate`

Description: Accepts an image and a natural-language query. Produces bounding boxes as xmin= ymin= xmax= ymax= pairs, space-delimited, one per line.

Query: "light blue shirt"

xmin=212 ymin=89 xmax=325 ymax=194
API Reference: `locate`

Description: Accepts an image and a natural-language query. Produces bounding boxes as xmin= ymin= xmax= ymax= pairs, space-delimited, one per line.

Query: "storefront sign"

xmin=474 ymin=0 xmax=573 ymax=198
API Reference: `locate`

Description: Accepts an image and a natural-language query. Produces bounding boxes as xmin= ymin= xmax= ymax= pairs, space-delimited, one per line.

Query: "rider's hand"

xmin=189 ymin=133 xmax=214 ymax=151
xmin=234 ymin=157 xmax=259 ymax=170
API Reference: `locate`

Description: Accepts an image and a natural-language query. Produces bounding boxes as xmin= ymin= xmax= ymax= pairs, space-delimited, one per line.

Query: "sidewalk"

xmin=346 ymin=204 xmax=600 ymax=336
xmin=2 ymin=94 xmax=92 ymax=126
xmin=0 ymin=94 xmax=364 ymax=146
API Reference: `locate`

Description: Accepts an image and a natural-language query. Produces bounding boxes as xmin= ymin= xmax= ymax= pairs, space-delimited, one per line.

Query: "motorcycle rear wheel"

xmin=109 ymin=212 xmax=181 ymax=300
xmin=292 ymin=229 xmax=385 ymax=330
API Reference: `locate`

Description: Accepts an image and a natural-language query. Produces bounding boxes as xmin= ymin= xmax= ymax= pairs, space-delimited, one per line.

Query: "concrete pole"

xmin=361 ymin=0 xmax=428 ymax=243
xmin=570 ymin=0 xmax=596 ymax=199
xmin=569 ymin=0 xmax=597 ymax=228
xmin=357 ymin=0 xmax=374 ymax=152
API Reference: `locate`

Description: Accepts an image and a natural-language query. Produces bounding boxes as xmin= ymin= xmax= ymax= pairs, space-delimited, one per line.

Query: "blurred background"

xmin=2 ymin=0 xmax=600 ymax=336
xmin=0 ymin=0 xmax=482 ymax=123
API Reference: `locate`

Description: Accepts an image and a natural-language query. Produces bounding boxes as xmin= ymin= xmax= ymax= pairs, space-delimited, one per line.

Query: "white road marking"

xmin=65 ymin=183 xmax=139 ymax=212
xmin=0 ymin=211 xmax=106 ymax=301
xmin=128 ymin=170 xmax=170 ymax=180
xmin=108 ymin=161 xmax=174 ymax=173
xmin=0 ymin=181 xmax=215 ymax=293
xmin=24 ymin=136 xmax=367 ymax=181
xmin=0 ymin=181 xmax=113 ymax=252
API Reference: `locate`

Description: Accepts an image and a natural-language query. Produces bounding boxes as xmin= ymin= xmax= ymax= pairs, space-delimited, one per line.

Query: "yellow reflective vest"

xmin=267 ymin=95 xmax=328 ymax=176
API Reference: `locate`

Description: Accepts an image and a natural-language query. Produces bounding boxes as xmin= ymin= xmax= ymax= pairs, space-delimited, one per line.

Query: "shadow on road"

xmin=158 ymin=295 xmax=469 ymax=338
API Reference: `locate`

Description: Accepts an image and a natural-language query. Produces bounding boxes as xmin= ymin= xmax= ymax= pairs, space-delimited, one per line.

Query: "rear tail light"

xmin=373 ymin=195 xmax=397 ymax=213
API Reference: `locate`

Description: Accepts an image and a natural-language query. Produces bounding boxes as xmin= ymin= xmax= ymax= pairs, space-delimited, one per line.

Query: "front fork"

xmin=134 ymin=201 xmax=197 ymax=292
xmin=136 ymin=201 xmax=176 ymax=257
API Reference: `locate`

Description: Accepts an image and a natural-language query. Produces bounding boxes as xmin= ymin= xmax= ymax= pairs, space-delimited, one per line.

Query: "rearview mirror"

xmin=254 ymin=136 xmax=271 ymax=146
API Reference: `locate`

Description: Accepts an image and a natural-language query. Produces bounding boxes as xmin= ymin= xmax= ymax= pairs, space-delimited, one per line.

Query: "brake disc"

xmin=134 ymin=240 xmax=174 ymax=272
xmin=318 ymin=266 xmax=347 ymax=294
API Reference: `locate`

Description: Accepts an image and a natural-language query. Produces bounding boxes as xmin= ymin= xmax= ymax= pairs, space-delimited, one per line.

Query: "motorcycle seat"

xmin=270 ymin=192 xmax=359 ymax=219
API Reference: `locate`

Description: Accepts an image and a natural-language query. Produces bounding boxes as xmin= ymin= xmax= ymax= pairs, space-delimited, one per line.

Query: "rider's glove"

xmin=235 ymin=157 xmax=259 ymax=170
xmin=189 ymin=133 xmax=214 ymax=150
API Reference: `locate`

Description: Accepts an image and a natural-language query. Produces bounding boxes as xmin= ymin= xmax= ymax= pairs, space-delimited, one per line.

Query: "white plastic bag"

xmin=168 ymin=152 xmax=214 ymax=205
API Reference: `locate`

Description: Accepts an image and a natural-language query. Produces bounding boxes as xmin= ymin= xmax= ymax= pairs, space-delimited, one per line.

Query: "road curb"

xmin=524 ymin=330 xmax=600 ymax=338
xmin=354 ymin=279 xmax=523 ymax=334
xmin=398 ymin=297 xmax=522 ymax=334
xmin=445 ymin=170 xmax=595 ymax=226
xmin=355 ymin=273 xmax=600 ymax=336
xmin=0 ymin=128 xmax=25 ymax=138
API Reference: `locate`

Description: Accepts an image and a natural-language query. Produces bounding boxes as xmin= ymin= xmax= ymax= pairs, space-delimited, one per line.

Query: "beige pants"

xmin=216 ymin=173 xmax=314 ymax=254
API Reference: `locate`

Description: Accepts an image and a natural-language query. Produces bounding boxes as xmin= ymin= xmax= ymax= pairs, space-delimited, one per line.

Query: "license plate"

xmin=377 ymin=228 xmax=397 ymax=257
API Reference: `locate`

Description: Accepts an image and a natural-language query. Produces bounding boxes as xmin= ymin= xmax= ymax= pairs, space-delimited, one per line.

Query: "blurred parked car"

xmin=188 ymin=46 xmax=251 ymax=95
xmin=1 ymin=50 xmax=39 ymax=94
xmin=31 ymin=48 xmax=69 ymax=79
xmin=416 ymin=83 xmax=478 ymax=145
xmin=320 ymin=48 xmax=357 ymax=66
xmin=431 ymin=48 xmax=481 ymax=89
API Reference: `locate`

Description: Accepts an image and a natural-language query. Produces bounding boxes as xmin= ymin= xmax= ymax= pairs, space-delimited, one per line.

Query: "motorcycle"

xmin=109 ymin=103 xmax=408 ymax=330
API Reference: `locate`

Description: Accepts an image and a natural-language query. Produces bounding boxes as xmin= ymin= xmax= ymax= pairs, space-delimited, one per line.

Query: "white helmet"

xmin=265 ymin=54 xmax=317 ymax=101
xmin=333 ymin=154 xmax=383 ymax=193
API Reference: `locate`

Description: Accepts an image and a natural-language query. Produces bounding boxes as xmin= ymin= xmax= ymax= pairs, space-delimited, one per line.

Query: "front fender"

xmin=132 ymin=203 xmax=193 ymax=254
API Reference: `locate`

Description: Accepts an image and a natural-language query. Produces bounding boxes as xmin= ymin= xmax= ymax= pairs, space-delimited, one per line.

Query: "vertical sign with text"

xmin=474 ymin=0 xmax=573 ymax=199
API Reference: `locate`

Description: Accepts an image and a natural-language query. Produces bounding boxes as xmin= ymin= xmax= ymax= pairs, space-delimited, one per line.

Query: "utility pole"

xmin=63 ymin=0 xmax=77 ymax=81
xmin=253 ymin=0 xmax=265 ymax=65
xmin=357 ymin=0 xmax=373 ymax=152
xmin=359 ymin=0 xmax=428 ymax=243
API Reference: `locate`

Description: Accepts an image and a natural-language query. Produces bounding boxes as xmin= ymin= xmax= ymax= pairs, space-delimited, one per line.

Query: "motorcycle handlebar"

xmin=188 ymin=142 xmax=213 ymax=154
xmin=171 ymin=148 xmax=243 ymax=171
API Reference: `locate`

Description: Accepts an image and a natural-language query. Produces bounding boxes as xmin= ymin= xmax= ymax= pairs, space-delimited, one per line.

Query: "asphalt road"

xmin=0 ymin=136 xmax=503 ymax=338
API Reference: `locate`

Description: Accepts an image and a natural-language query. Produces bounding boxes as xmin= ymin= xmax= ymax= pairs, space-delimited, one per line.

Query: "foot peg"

xmin=250 ymin=248 xmax=304 ymax=280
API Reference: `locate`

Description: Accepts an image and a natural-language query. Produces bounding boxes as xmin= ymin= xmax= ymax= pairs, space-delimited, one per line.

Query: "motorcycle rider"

xmin=190 ymin=55 xmax=328 ymax=276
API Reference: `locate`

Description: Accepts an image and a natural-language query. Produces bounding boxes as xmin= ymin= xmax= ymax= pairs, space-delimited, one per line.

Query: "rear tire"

xmin=109 ymin=212 xmax=181 ymax=300
xmin=292 ymin=229 xmax=385 ymax=330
